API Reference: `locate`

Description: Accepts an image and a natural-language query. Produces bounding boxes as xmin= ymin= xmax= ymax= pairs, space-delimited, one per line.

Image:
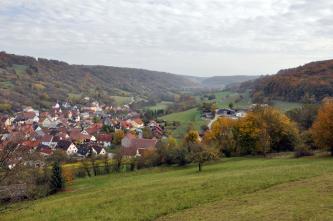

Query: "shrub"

xmin=294 ymin=144 xmax=314 ymax=158
xmin=63 ymin=167 xmax=74 ymax=186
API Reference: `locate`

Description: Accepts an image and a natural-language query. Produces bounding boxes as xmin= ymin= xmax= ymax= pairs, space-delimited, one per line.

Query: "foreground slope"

xmin=1 ymin=156 xmax=333 ymax=221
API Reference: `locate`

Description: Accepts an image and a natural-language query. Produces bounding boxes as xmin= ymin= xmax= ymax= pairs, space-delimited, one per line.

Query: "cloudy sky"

xmin=1 ymin=0 xmax=333 ymax=76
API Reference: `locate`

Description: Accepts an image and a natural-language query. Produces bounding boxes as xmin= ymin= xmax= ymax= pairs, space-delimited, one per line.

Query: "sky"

xmin=1 ymin=0 xmax=333 ymax=77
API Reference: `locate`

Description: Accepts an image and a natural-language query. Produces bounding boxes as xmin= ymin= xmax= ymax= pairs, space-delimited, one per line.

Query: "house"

xmin=121 ymin=133 xmax=157 ymax=157
xmin=38 ymin=145 xmax=53 ymax=157
xmin=148 ymin=121 xmax=163 ymax=138
xmin=69 ymin=129 xmax=91 ymax=143
xmin=55 ymin=140 xmax=78 ymax=155
xmin=91 ymin=145 xmax=107 ymax=155
xmin=131 ymin=118 xmax=144 ymax=129
xmin=42 ymin=117 xmax=61 ymax=128
xmin=77 ymin=144 xmax=92 ymax=157
xmin=216 ymin=108 xmax=236 ymax=116
xmin=86 ymin=123 xmax=103 ymax=135
xmin=20 ymin=140 xmax=40 ymax=151
xmin=97 ymin=134 xmax=112 ymax=147
xmin=41 ymin=135 xmax=57 ymax=148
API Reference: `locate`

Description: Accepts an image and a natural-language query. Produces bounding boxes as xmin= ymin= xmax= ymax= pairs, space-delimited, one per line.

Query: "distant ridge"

xmin=238 ymin=59 xmax=333 ymax=103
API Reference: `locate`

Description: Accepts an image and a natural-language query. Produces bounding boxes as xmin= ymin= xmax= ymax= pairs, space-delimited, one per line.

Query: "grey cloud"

xmin=0 ymin=0 xmax=332 ymax=76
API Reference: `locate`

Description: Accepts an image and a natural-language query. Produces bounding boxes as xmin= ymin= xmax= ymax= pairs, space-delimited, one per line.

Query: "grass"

xmin=1 ymin=156 xmax=333 ymax=221
xmin=211 ymin=91 xmax=303 ymax=112
xmin=12 ymin=64 xmax=28 ymax=76
xmin=160 ymin=108 xmax=207 ymax=138
xmin=209 ymin=91 xmax=252 ymax=109
xmin=110 ymin=96 xmax=133 ymax=106
xmin=147 ymin=101 xmax=174 ymax=111
xmin=272 ymin=100 xmax=303 ymax=112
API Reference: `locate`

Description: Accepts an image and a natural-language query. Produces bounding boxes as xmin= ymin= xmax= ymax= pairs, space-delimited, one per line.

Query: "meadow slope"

xmin=1 ymin=156 xmax=333 ymax=221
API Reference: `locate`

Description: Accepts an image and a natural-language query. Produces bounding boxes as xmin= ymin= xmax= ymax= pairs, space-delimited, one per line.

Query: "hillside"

xmin=1 ymin=157 xmax=333 ymax=221
xmin=0 ymin=52 xmax=198 ymax=111
xmin=239 ymin=59 xmax=333 ymax=103
xmin=200 ymin=75 xmax=259 ymax=89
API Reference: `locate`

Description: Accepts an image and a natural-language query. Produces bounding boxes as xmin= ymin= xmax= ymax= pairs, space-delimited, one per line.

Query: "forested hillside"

xmin=0 ymin=52 xmax=198 ymax=111
xmin=239 ymin=59 xmax=333 ymax=103
xmin=200 ymin=75 xmax=259 ymax=89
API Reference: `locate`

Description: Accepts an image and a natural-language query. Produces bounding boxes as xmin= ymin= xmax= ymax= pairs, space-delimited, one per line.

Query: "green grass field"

xmin=161 ymin=108 xmax=207 ymax=138
xmin=212 ymin=91 xmax=303 ymax=112
xmin=147 ymin=101 xmax=174 ymax=111
xmin=209 ymin=91 xmax=252 ymax=109
xmin=110 ymin=96 xmax=133 ymax=106
xmin=1 ymin=156 xmax=333 ymax=221
xmin=272 ymin=100 xmax=303 ymax=112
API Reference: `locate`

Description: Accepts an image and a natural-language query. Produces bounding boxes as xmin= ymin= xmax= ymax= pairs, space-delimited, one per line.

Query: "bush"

xmin=294 ymin=144 xmax=314 ymax=158
xmin=75 ymin=167 xmax=87 ymax=178
xmin=63 ymin=167 xmax=74 ymax=186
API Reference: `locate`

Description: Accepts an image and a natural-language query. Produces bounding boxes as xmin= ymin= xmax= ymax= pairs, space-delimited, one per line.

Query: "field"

xmin=272 ymin=100 xmax=303 ymax=112
xmin=147 ymin=101 xmax=174 ymax=111
xmin=210 ymin=91 xmax=303 ymax=112
xmin=160 ymin=108 xmax=207 ymax=138
xmin=110 ymin=96 xmax=133 ymax=106
xmin=1 ymin=156 xmax=333 ymax=221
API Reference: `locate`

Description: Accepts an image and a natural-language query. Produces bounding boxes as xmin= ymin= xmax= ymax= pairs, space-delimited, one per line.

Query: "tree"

xmin=189 ymin=143 xmax=219 ymax=172
xmin=286 ymin=104 xmax=319 ymax=130
xmin=113 ymin=150 xmax=123 ymax=172
xmin=184 ymin=130 xmax=200 ymax=150
xmin=228 ymin=102 xmax=234 ymax=109
xmin=208 ymin=117 xmax=237 ymax=156
xmin=113 ymin=130 xmax=125 ymax=145
xmin=50 ymin=161 xmax=64 ymax=193
xmin=0 ymin=134 xmax=26 ymax=185
xmin=156 ymin=137 xmax=178 ymax=164
xmin=142 ymin=127 xmax=153 ymax=139
xmin=311 ymin=100 xmax=333 ymax=155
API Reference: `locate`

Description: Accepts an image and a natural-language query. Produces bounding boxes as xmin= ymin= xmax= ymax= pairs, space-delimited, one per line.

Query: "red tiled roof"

xmin=97 ymin=134 xmax=112 ymax=142
xmin=133 ymin=118 xmax=143 ymax=125
xmin=40 ymin=147 xmax=53 ymax=155
xmin=21 ymin=140 xmax=40 ymax=149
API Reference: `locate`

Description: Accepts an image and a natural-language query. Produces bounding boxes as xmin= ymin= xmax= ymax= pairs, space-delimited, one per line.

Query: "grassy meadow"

xmin=147 ymin=101 xmax=174 ymax=111
xmin=160 ymin=108 xmax=207 ymax=138
xmin=1 ymin=155 xmax=333 ymax=221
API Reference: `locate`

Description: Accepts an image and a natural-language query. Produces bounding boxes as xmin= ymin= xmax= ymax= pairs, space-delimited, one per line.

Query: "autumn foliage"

xmin=205 ymin=106 xmax=299 ymax=156
xmin=311 ymin=99 xmax=333 ymax=155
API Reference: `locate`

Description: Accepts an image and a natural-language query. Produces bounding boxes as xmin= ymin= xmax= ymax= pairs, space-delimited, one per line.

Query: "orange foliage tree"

xmin=311 ymin=99 xmax=333 ymax=155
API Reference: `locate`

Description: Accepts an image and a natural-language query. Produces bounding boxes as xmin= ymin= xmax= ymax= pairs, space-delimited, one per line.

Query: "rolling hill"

xmin=0 ymin=52 xmax=199 ymax=111
xmin=238 ymin=59 xmax=333 ymax=103
xmin=200 ymin=75 xmax=259 ymax=89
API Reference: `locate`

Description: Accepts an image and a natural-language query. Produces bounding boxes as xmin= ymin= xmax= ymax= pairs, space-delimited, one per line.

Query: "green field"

xmin=211 ymin=91 xmax=303 ymax=112
xmin=272 ymin=100 xmax=303 ymax=112
xmin=1 ymin=156 xmax=333 ymax=221
xmin=209 ymin=91 xmax=252 ymax=109
xmin=161 ymin=108 xmax=207 ymax=138
xmin=147 ymin=101 xmax=174 ymax=111
xmin=110 ymin=96 xmax=133 ymax=106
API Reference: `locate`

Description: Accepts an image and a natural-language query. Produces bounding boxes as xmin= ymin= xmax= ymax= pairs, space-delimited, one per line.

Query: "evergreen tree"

xmin=50 ymin=161 xmax=65 ymax=193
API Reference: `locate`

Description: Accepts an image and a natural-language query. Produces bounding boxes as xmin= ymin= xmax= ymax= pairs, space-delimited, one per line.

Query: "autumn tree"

xmin=206 ymin=117 xmax=238 ymax=156
xmin=189 ymin=143 xmax=219 ymax=172
xmin=184 ymin=130 xmax=200 ymax=149
xmin=311 ymin=99 xmax=333 ymax=155
xmin=156 ymin=137 xmax=179 ymax=164
xmin=113 ymin=130 xmax=125 ymax=145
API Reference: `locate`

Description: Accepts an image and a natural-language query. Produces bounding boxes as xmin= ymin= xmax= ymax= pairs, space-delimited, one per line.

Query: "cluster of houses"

xmin=0 ymin=100 xmax=165 ymax=161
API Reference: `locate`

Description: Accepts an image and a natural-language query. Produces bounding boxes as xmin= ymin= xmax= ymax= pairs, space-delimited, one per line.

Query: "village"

xmin=0 ymin=99 xmax=166 ymax=164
